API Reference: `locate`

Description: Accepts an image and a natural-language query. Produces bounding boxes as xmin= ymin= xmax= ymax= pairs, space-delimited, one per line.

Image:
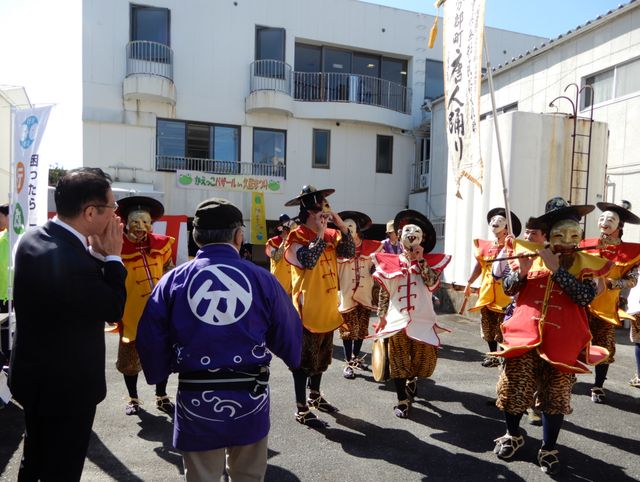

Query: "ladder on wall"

xmin=549 ymin=83 xmax=595 ymax=233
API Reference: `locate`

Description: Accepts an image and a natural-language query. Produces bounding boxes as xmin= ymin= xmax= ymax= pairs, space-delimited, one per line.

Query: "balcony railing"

xmin=410 ymin=160 xmax=430 ymax=192
xmin=249 ymin=60 xmax=412 ymax=114
xmin=156 ymin=155 xmax=286 ymax=178
xmin=126 ymin=41 xmax=174 ymax=80
xmin=250 ymin=60 xmax=292 ymax=93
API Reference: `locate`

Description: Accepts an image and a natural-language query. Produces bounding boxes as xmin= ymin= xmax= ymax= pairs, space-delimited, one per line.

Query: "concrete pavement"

xmin=1 ymin=314 xmax=639 ymax=481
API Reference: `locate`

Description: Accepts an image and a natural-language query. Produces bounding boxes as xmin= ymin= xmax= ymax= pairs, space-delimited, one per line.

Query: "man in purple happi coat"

xmin=137 ymin=198 xmax=302 ymax=481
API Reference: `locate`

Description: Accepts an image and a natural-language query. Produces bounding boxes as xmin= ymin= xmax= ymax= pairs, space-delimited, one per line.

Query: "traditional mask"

xmin=344 ymin=219 xmax=358 ymax=237
xmin=549 ymin=219 xmax=582 ymax=253
xmin=489 ymin=215 xmax=507 ymax=234
xmin=598 ymin=210 xmax=620 ymax=236
xmin=401 ymin=224 xmax=423 ymax=251
xmin=126 ymin=209 xmax=153 ymax=243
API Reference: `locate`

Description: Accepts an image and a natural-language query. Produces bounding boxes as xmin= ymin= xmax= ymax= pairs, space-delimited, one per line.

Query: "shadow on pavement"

xmin=439 ymin=343 xmax=487 ymax=363
xmin=0 ymin=403 xmax=24 ymax=473
xmin=572 ymin=380 xmax=640 ymax=412
xmin=87 ymin=433 xmax=145 ymax=482
xmin=323 ymin=411 xmax=526 ymax=481
xmin=133 ymin=409 xmax=183 ymax=475
xmin=266 ymin=449 xmax=302 ymax=482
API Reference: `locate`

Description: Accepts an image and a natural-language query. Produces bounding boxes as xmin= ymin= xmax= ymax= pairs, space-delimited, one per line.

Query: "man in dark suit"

xmin=9 ymin=167 xmax=127 ymax=481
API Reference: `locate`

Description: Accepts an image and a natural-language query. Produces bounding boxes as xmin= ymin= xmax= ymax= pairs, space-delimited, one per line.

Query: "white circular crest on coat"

xmin=187 ymin=264 xmax=252 ymax=326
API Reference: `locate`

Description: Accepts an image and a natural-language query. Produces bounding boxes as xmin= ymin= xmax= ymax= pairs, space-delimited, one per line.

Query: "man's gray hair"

xmin=193 ymin=222 xmax=242 ymax=248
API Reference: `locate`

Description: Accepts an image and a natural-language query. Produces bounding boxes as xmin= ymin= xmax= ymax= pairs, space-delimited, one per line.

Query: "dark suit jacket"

xmin=9 ymin=221 xmax=127 ymax=413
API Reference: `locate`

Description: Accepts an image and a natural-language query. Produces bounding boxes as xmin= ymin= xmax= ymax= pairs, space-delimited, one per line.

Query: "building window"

xmin=130 ymin=5 xmax=170 ymax=63
xmin=376 ymin=135 xmax=393 ymax=174
xmin=582 ymin=58 xmax=640 ymax=109
xmin=312 ymin=129 xmax=330 ymax=169
xmin=156 ymin=119 xmax=240 ymax=173
xmin=424 ymin=59 xmax=444 ymax=100
xmin=256 ymin=26 xmax=285 ymax=61
xmin=253 ymin=128 xmax=286 ymax=177
xmin=255 ymin=26 xmax=285 ymax=78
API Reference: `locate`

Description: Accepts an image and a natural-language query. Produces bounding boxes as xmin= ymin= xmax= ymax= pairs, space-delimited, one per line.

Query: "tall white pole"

xmin=483 ymin=34 xmax=514 ymax=236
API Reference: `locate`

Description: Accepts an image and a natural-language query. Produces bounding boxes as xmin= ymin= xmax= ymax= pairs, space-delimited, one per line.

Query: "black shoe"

xmin=343 ymin=362 xmax=356 ymax=379
xmin=295 ymin=408 xmax=328 ymax=428
xmin=538 ymin=449 xmax=561 ymax=475
xmin=156 ymin=396 xmax=175 ymax=415
xmin=482 ymin=356 xmax=501 ymax=368
xmin=493 ymin=434 xmax=524 ymax=460
xmin=307 ymin=393 xmax=339 ymax=413
xmin=125 ymin=398 xmax=141 ymax=416
xmin=393 ymin=400 xmax=411 ymax=419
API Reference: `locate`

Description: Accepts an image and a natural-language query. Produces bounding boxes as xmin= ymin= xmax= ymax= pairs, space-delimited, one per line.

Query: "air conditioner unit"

xmin=419 ymin=174 xmax=429 ymax=190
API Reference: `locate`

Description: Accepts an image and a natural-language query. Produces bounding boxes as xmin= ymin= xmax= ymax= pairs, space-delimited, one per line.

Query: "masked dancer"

xmin=491 ymin=197 xmax=611 ymax=475
xmin=116 ymin=196 xmax=175 ymax=416
xmin=579 ymin=200 xmax=640 ymax=403
xmin=284 ymin=186 xmax=355 ymax=427
xmin=372 ymin=210 xmax=451 ymax=418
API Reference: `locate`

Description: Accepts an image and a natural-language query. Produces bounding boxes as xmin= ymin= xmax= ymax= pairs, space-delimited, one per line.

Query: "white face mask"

xmin=489 ymin=215 xmax=507 ymax=234
xmin=344 ymin=219 xmax=358 ymax=237
xmin=401 ymin=224 xmax=423 ymax=250
xmin=598 ymin=211 xmax=620 ymax=235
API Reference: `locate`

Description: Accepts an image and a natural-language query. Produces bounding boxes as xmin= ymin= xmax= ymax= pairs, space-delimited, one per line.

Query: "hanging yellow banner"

xmin=250 ymin=192 xmax=267 ymax=244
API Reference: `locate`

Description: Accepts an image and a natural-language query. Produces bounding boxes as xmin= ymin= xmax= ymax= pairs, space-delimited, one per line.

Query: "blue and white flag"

xmin=11 ymin=105 xmax=52 ymax=237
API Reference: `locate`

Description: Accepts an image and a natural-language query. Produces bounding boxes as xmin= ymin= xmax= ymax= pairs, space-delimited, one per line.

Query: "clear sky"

xmin=365 ymin=0 xmax=628 ymax=38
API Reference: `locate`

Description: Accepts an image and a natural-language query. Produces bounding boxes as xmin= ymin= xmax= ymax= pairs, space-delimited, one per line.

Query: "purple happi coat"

xmin=137 ymin=244 xmax=302 ymax=451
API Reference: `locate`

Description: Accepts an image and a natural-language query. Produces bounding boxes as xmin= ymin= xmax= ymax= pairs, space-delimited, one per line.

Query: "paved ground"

xmin=1 ymin=314 xmax=639 ymax=481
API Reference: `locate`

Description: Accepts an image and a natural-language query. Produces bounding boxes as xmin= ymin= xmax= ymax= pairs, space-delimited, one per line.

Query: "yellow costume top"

xmin=265 ymin=234 xmax=292 ymax=294
xmin=285 ymin=225 xmax=343 ymax=333
xmin=581 ymin=238 xmax=640 ymax=326
xmin=121 ymin=233 xmax=175 ymax=342
xmin=469 ymin=239 xmax=511 ymax=313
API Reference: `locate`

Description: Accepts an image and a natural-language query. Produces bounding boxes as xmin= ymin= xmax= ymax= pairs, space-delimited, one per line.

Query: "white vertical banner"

xmin=443 ymin=0 xmax=485 ymax=198
xmin=11 ymin=105 xmax=52 ymax=236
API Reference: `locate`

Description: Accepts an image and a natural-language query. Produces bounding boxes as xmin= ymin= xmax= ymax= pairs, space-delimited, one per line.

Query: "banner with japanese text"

xmin=175 ymin=170 xmax=285 ymax=194
xmin=250 ymin=192 xmax=267 ymax=245
xmin=11 ymin=105 xmax=52 ymax=236
xmin=443 ymin=0 xmax=485 ymax=197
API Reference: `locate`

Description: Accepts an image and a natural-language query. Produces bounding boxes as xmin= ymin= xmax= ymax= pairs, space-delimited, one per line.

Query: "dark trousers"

xmin=18 ymin=404 xmax=97 ymax=482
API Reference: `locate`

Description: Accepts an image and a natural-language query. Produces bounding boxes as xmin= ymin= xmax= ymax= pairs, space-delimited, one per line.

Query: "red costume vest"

xmin=497 ymin=252 xmax=612 ymax=374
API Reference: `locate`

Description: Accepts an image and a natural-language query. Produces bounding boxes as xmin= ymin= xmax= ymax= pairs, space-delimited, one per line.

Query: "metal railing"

xmin=156 ymin=155 xmax=286 ymax=178
xmin=248 ymin=60 xmax=412 ymax=114
xmin=410 ymin=160 xmax=430 ymax=192
xmin=126 ymin=41 xmax=174 ymax=80
xmin=250 ymin=60 xmax=292 ymax=94
xmin=294 ymin=71 xmax=411 ymax=114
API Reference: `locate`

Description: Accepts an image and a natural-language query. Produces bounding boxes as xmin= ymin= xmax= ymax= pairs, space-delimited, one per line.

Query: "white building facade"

xmin=79 ymin=0 xmax=545 ymax=248
xmin=423 ymin=1 xmax=640 ymax=286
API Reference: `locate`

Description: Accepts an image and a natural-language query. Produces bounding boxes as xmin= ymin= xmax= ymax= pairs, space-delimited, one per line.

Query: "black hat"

xmin=486 ymin=207 xmax=522 ymax=237
xmin=525 ymin=216 xmax=547 ymax=231
xmin=0 ymin=204 xmax=8 ymax=216
xmin=116 ymin=196 xmax=164 ymax=222
xmin=337 ymin=211 xmax=372 ymax=232
xmin=596 ymin=202 xmax=640 ymax=225
xmin=193 ymin=198 xmax=244 ymax=230
xmin=278 ymin=213 xmax=291 ymax=225
xmin=534 ymin=196 xmax=594 ymax=230
xmin=393 ymin=209 xmax=437 ymax=253
xmin=285 ymin=185 xmax=335 ymax=209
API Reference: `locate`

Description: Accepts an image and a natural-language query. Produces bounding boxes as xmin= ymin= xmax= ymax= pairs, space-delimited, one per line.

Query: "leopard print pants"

xmin=388 ymin=330 xmax=438 ymax=379
xmin=496 ymin=349 xmax=576 ymax=415
xmin=116 ymin=338 xmax=142 ymax=376
xmin=588 ymin=313 xmax=616 ymax=363
xmin=339 ymin=304 xmax=371 ymax=340
xmin=631 ymin=314 xmax=640 ymax=343
xmin=480 ymin=307 xmax=504 ymax=343
xmin=299 ymin=328 xmax=334 ymax=375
